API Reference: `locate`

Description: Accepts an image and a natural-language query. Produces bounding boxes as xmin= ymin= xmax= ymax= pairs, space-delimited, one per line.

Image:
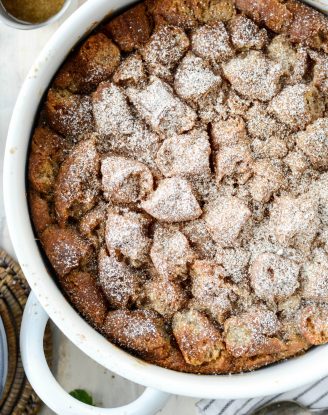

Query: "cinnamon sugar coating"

xmin=54 ymin=33 xmax=121 ymax=93
xmin=55 ymin=138 xmax=100 ymax=225
xmin=103 ymin=309 xmax=170 ymax=359
xmin=172 ymin=309 xmax=223 ymax=365
xmin=29 ymin=0 xmax=328 ymax=374
xmin=98 ymin=249 xmax=142 ymax=307
xmin=59 ymin=270 xmax=108 ymax=327
xmin=29 ymin=190 xmax=54 ymax=234
xmin=45 ymin=89 xmax=94 ymax=138
xmin=105 ymin=4 xmax=152 ymax=52
xmin=28 ymin=126 xmax=71 ymax=194
xmin=41 ymin=226 xmax=93 ymax=277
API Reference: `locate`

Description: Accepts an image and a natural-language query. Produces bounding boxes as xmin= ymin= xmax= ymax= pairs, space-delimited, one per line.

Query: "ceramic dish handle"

xmin=20 ymin=293 xmax=170 ymax=415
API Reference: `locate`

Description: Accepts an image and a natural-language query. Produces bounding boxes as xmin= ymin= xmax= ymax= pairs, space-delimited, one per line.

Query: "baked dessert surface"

xmin=28 ymin=0 xmax=328 ymax=374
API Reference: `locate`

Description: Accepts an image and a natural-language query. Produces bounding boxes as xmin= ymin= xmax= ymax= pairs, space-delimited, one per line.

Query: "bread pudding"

xmin=28 ymin=0 xmax=328 ymax=374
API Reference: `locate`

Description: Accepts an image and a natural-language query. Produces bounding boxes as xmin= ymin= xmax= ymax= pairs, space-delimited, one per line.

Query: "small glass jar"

xmin=0 ymin=0 xmax=72 ymax=30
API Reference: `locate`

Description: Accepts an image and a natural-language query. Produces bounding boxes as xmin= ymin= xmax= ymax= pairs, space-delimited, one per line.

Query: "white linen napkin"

xmin=196 ymin=377 xmax=328 ymax=415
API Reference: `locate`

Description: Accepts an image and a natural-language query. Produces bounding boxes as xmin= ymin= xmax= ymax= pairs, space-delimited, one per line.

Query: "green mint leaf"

xmin=69 ymin=389 xmax=94 ymax=406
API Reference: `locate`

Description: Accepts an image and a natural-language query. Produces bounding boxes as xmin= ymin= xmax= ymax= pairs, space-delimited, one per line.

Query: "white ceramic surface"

xmin=4 ymin=0 xmax=328 ymax=413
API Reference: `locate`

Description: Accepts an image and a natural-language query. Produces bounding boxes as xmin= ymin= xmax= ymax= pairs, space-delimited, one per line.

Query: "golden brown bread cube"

xmin=93 ymin=82 xmax=137 ymax=137
xmin=29 ymin=190 xmax=53 ymax=235
xmin=246 ymin=102 xmax=290 ymax=141
xmin=54 ymin=33 xmax=120 ymax=93
xmin=224 ymin=308 xmax=285 ymax=358
xmin=172 ymin=309 xmax=223 ymax=366
xmin=105 ymin=211 xmax=151 ymax=267
xmin=60 ymin=270 xmax=107 ymax=327
xmin=249 ymin=160 xmax=284 ymax=203
xmin=296 ymin=118 xmax=328 ymax=170
xmin=285 ymin=0 xmax=328 ymax=52
xmin=234 ymin=0 xmax=292 ymax=33
xmin=269 ymin=84 xmax=324 ymax=132
xmin=148 ymin=0 xmax=235 ymax=28
xmin=302 ymin=259 xmax=328 ymax=302
xmin=146 ymin=277 xmax=188 ymax=318
xmin=204 ymin=196 xmax=251 ymax=247
xmin=98 ymin=249 xmax=141 ymax=308
xmin=218 ymin=247 xmax=249 ymax=283
xmin=141 ymin=177 xmax=202 ymax=222
xmin=150 ymin=225 xmax=194 ymax=279
xmin=299 ymin=305 xmax=328 ymax=345
xmin=191 ymin=21 xmax=234 ymax=62
xmin=147 ymin=0 xmax=196 ymax=28
xmin=174 ymin=52 xmax=222 ymax=102
xmin=225 ymin=90 xmax=251 ymax=117
xmin=191 ymin=260 xmax=236 ymax=322
xmin=181 ymin=219 xmax=217 ymax=259
xmin=250 ymin=253 xmax=300 ymax=303
xmin=101 ymin=155 xmax=153 ymax=204
xmin=105 ymin=4 xmax=152 ymax=52
xmin=141 ymin=25 xmax=189 ymax=80
xmin=113 ymin=53 xmax=146 ymax=86
xmin=55 ymin=139 xmax=100 ymax=225
xmin=127 ymin=77 xmax=197 ymax=135
xmin=103 ymin=309 xmax=170 ymax=359
xmin=309 ymin=50 xmax=328 ymax=93
xmin=267 ymin=35 xmax=307 ymax=85
xmin=222 ymin=51 xmax=284 ymax=102
xmin=251 ymin=136 xmax=288 ymax=161
xmin=79 ymin=202 xmax=107 ymax=246
xmin=193 ymin=0 xmax=235 ymax=24
xmin=28 ymin=126 xmax=70 ymax=194
xmin=45 ymin=89 xmax=94 ymax=138
xmin=215 ymin=143 xmax=253 ymax=184
xmin=271 ymin=194 xmax=320 ymax=251
xmin=211 ymin=117 xmax=248 ymax=149
xmin=284 ymin=150 xmax=309 ymax=176
xmin=155 ymin=129 xmax=211 ymax=178
xmin=41 ymin=226 xmax=93 ymax=277
xmin=228 ymin=15 xmax=268 ymax=51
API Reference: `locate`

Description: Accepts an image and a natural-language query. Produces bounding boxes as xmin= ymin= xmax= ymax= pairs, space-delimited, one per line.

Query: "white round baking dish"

xmin=4 ymin=0 xmax=328 ymax=414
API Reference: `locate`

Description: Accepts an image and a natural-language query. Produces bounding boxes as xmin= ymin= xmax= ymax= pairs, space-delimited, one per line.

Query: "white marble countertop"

xmin=0 ymin=2 xmax=199 ymax=414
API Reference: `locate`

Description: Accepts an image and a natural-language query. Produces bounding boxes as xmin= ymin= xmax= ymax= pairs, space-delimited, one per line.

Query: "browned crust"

xmin=234 ymin=0 xmax=328 ymax=51
xmin=150 ymin=335 xmax=309 ymax=374
xmin=103 ymin=309 xmax=171 ymax=359
xmin=29 ymin=190 xmax=54 ymax=234
xmin=28 ymin=126 xmax=70 ymax=195
xmin=285 ymin=0 xmax=328 ymax=51
xmin=45 ymin=89 xmax=94 ymax=138
xmin=148 ymin=0 xmax=328 ymax=51
xmin=146 ymin=0 xmax=236 ymax=28
xmin=54 ymin=33 xmax=121 ymax=94
xmin=234 ymin=0 xmax=293 ymax=32
xmin=40 ymin=226 xmax=94 ymax=277
xmin=54 ymin=138 xmax=100 ymax=226
xmin=104 ymin=3 xmax=152 ymax=52
xmin=60 ymin=270 xmax=108 ymax=328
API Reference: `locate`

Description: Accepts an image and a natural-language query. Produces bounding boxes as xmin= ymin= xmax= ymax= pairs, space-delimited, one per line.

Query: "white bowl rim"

xmin=4 ymin=0 xmax=328 ymax=400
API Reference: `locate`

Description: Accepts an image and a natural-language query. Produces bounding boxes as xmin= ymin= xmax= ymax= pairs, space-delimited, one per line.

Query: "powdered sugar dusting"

xmin=32 ymin=3 xmax=328 ymax=372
